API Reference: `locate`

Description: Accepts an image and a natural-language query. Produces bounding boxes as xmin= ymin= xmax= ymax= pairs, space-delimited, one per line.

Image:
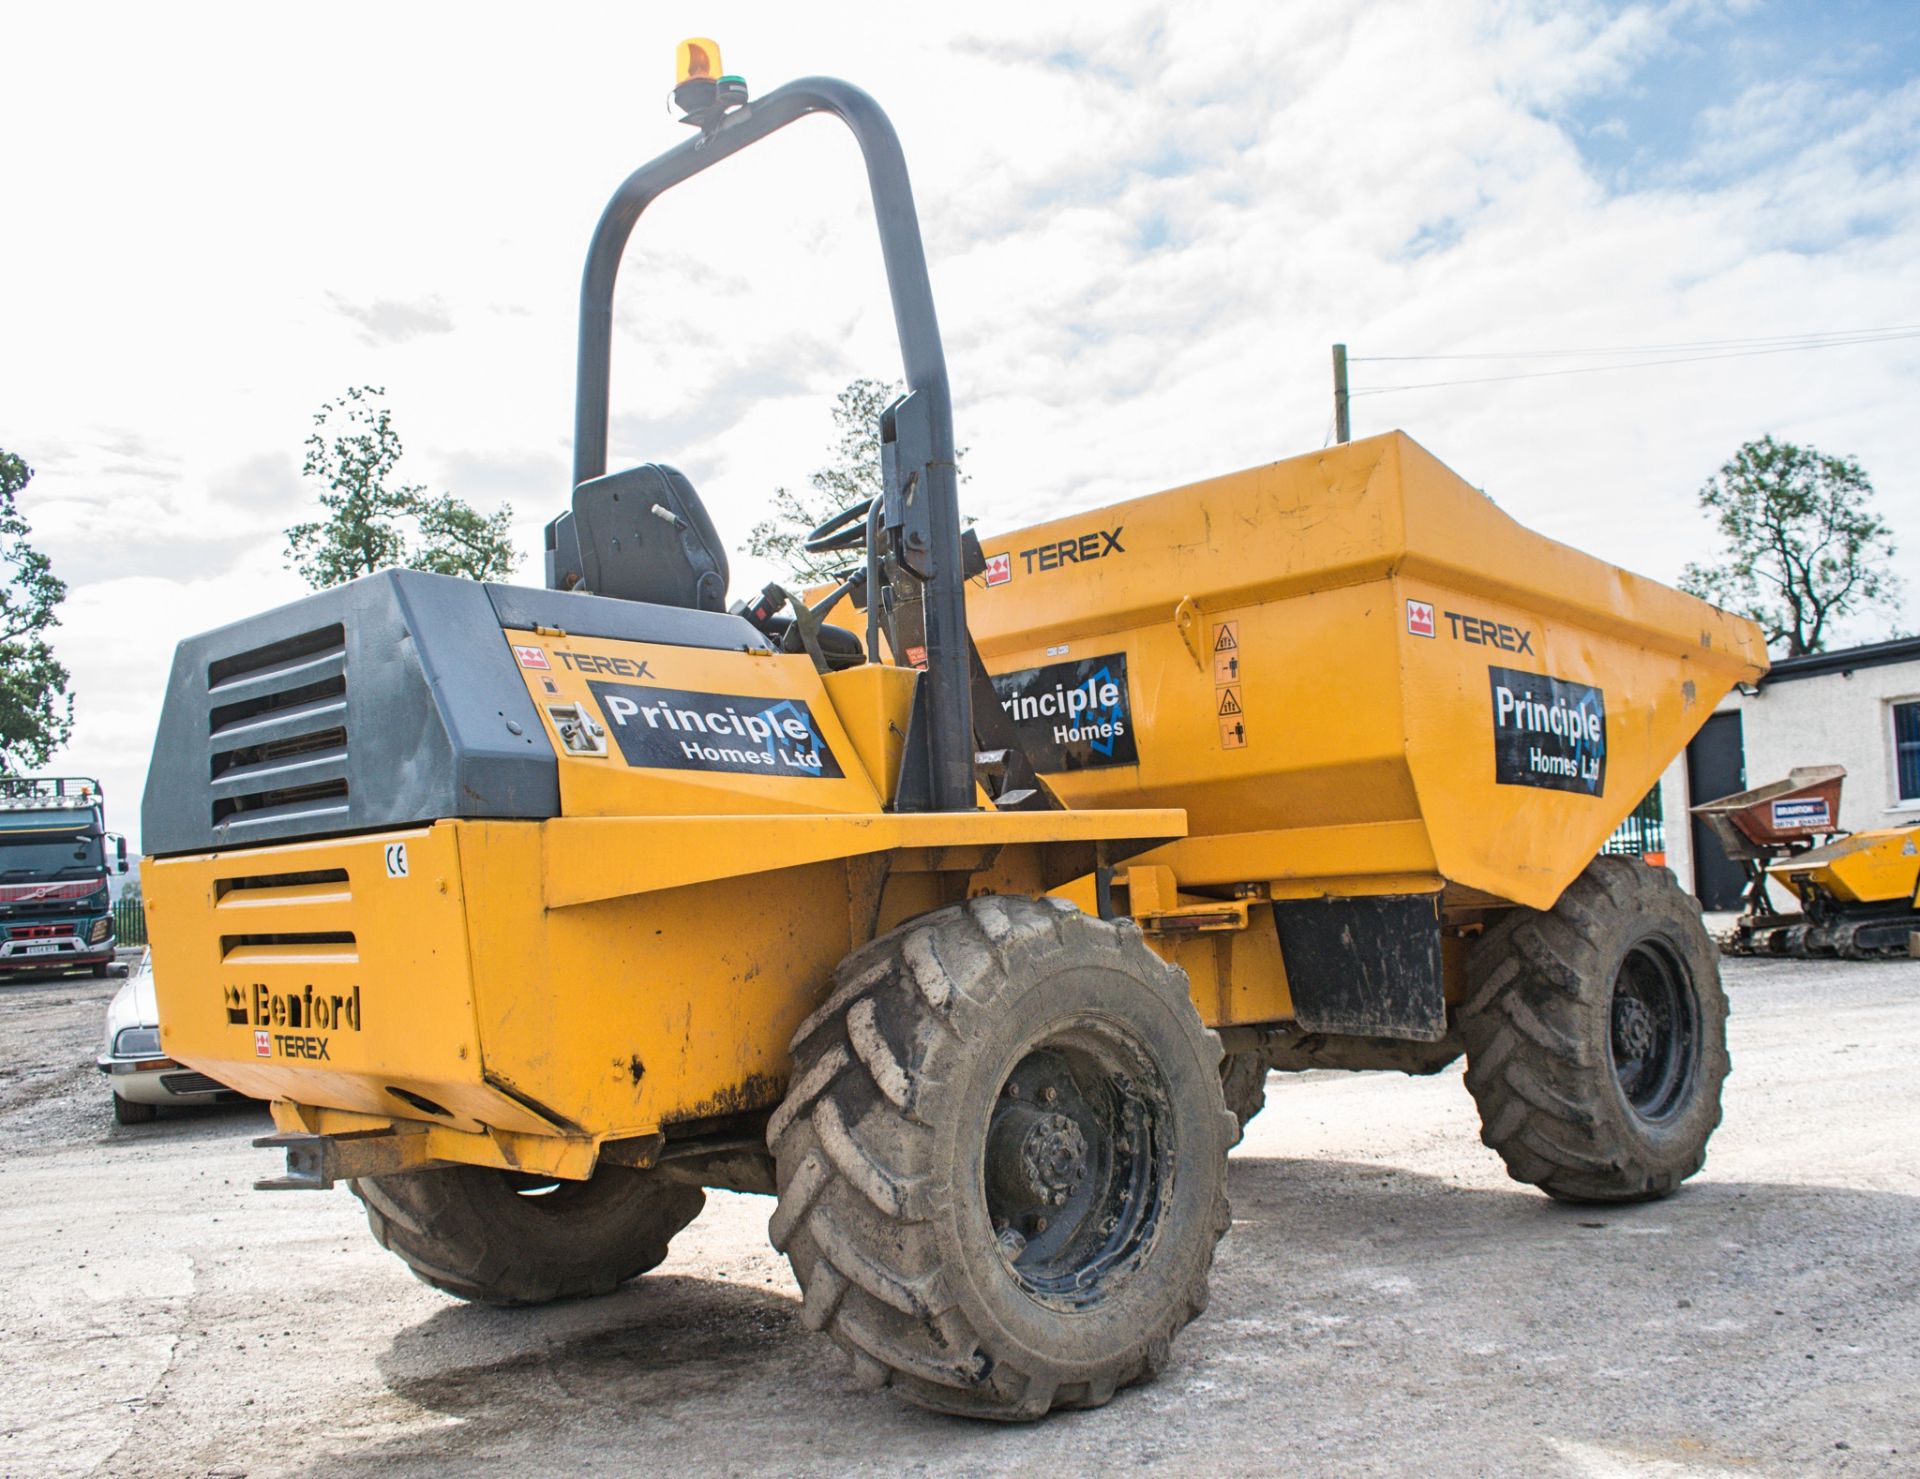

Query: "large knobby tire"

xmin=768 ymin=895 xmax=1235 ymax=1421
xmin=351 ymin=1164 xmax=706 ymax=1306
xmin=1220 ymin=1052 xmax=1268 ymax=1144
xmin=1459 ymin=856 xmax=1729 ymax=1204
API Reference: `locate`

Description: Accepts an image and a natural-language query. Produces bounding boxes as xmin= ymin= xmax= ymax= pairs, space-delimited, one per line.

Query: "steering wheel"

xmin=803 ymin=498 xmax=876 ymax=555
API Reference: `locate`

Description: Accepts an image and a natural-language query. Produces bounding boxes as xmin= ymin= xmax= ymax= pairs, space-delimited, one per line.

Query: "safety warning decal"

xmin=1488 ymin=666 xmax=1605 ymax=796
xmin=587 ymin=681 xmax=844 ymax=779
xmin=1212 ymin=621 xmax=1246 ymax=748
xmin=990 ymin=653 xmax=1138 ymax=771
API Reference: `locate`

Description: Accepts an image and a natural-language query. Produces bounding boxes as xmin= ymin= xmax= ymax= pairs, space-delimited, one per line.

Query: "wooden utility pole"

xmin=1332 ymin=343 xmax=1351 ymax=444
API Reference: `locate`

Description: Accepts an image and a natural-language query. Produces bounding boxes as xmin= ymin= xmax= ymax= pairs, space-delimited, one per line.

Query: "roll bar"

xmin=572 ymin=78 xmax=974 ymax=813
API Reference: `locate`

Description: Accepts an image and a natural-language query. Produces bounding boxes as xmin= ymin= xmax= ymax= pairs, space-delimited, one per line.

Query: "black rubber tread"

xmin=351 ymin=1164 xmax=706 ymax=1306
xmin=1220 ymin=1052 xmax=1268 ymax=1143
xmin=112 ymin=1093 xmax=158 ymax=1125
xmin=769 ymin=895 xmax=1236 ymax=1421
xmin=1458 ymin=856 xmax=1730 ymax=1204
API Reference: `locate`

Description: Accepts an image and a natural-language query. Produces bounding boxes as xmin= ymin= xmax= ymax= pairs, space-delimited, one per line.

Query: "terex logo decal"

xmin=588 ymin=681 xmax=844 ymax=779
xmin=983 ymin=551 xmax=1012 ymax=587
xmin=1406 ymin=600 xmax=1435 ymax=638
xmin=1447 ymin=610 xmax=1533 ymax=654
xmin=1019 ymin=526 xmax=1124 ymax=575
xmin=555 ymin=652 xmax=655 ymax=679
xmin=990 ymin=653 xmax=1138 ymax=771
xmin=1489 ymin=666 xmax=1606 ymax=796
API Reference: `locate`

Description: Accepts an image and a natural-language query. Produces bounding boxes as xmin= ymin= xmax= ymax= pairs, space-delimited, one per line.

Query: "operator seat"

xmin=549 ymin=463 xmax=729 ymax=612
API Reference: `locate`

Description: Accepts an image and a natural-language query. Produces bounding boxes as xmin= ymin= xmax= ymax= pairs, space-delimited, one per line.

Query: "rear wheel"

xmin=1459 ymin=856 xmax=1728 ymax=1203
xmin=1220 ymin=1052 xmax=1268 ymax=1143
xmin=352 ymin=1164 xmax=705 ymax=1306
xmin=769 ymin=895 xmax=1235 ymax=1420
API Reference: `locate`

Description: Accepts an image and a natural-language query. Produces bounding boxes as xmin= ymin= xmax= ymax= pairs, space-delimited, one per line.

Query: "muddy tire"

xmin=352 ymin=1164 xmax=705 ymax=1306
xmin=768 ymin=895 xmax=1235 ymax=1420
xmin=112 ymin=1093 xmax=158 ymax=1125
xmin=1220 ymin=1052 xmax=1268 ymax=1143
xmin=1459 ymin=856 xmax=1729 ymax=1204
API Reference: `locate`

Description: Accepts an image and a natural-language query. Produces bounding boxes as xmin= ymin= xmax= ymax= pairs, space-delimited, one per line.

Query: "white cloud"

xmin=1 ymin=0 xmax=1914 ymax=850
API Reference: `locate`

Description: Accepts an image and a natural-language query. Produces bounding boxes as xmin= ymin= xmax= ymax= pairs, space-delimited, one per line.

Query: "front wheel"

xmin=769 ymin=895 xmax=1235 ymax=1420
xmin=1459 ymin=856 xmax=1729 ymax=1203
xmin=112 ymin=1093 xmax=158 ymax=1125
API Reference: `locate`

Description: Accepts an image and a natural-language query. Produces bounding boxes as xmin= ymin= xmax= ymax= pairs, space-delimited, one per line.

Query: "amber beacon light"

xmin=672 ymin=38 xmax=747 ymax=128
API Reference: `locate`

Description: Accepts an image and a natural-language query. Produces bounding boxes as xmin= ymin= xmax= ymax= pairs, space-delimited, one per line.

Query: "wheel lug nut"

xmin=1005 ymin=1082 xmax=1021 ymax=1098
xmin=1041 ymin=1086 xmax=1057 ymax=1104
xmin=1034 ymin=1217 xmax=1049 ymax=1233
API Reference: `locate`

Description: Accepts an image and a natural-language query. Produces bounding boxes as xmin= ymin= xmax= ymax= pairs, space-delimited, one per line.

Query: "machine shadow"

xmin=304 ymin=1157 xmax=1920 ymax=1478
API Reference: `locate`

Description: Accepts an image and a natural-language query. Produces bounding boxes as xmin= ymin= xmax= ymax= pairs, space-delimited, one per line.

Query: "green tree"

xmin=285 ymin=386 xmax=518 ymax=588
xmin=748 ymin=378 xmax=968 ymax=586
xmin=1680 ymin=436 xmax=1902 ymax=657
xmin=0 ymin=449 xmax=74 ymax=773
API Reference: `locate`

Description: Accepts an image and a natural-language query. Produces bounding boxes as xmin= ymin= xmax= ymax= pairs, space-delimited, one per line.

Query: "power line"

xmin=1349 ymin=323 xmax=1920 ymax=363
xmin=1348 ymin=330 xmax=1920 ymax=395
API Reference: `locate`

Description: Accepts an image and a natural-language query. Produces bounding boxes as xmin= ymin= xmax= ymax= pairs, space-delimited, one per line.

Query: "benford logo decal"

xmin=229 ymin=983 xmax=363 ymax=1061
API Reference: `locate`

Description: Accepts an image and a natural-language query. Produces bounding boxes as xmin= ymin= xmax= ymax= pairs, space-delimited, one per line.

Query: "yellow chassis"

xmin=147 ymin=807 xmax=1190 ymax=1183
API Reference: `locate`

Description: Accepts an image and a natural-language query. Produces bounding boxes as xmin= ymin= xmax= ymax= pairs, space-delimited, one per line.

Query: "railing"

xmin=1602 ymin=789 xmax=1666 ymax=860
xmin=112 ymin=896 xmax=148 ymax=947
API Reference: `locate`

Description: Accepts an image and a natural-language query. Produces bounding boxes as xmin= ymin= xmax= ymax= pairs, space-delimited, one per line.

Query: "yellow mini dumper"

xmin=141 ymin=62 xmax=1767 ymax=1420
xmin=1694 ymin=767 xmax=1920 ymax=958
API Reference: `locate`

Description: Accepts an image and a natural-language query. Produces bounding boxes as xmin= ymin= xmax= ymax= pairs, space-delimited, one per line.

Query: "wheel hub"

xmin=1612 ymin=994 xmax=1656 ymax=1061
xmin=982 ymin=1038 xmax=1167 ymax=1309
xmin=1019 ymin=1112 xmax=1089 ymax=1205
xmin=1608 ymin=939 xmax=1700 ymax=1123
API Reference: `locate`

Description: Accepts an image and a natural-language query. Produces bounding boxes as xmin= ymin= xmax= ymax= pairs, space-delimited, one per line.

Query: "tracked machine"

xmin=142 ymin=50 xmax=1769 ymax=1420
xmin=1696 ymin=766 xmax=1920 ymax=958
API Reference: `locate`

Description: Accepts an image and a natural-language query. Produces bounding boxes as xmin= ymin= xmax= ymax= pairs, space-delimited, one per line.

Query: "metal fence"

xmin=112 ymin=896 xmax=148 ymax=947
xmin=1602 ymin=788 xmax=1666 ymax=858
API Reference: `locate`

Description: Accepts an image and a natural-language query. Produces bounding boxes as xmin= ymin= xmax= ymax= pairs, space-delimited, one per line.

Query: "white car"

xmin=97 ymin=950 xmax=241 ymax=1123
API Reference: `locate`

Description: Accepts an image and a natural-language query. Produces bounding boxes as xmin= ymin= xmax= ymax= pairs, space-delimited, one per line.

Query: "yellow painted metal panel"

xmin=968 ymin=432 xmax=1766 ymax=909
xmin=143 ymin=826 xmax=551 ymax=1135
xmin=1770 ymin=826 xmax=1920 ymax=906
xmin=502 ymin=630 xmax=890 ymax=817
xmin=543 ymin=807 xmax=1186 ymax=908
xmin=819 ymin=662 xmax=918 ymax=807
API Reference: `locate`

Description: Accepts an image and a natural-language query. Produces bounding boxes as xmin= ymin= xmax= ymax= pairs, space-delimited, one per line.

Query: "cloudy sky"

xmin=3 ymin=0 xmax=1916 ymax=850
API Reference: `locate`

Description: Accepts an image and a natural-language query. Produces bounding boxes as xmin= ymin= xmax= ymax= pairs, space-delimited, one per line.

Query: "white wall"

xmin=1658 ymin=654 xmax=1920 ymax=903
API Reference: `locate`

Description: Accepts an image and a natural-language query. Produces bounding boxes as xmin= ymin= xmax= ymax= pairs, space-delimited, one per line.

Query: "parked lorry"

xmin=140 ymin=57 xmax=1767 ymax=1420
xmin=0 ymin=776 xmax=126 ymax=978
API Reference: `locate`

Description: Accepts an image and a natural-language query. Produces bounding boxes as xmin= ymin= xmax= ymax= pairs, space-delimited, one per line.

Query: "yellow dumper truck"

xmin=141 ymin=64 xmax=1767 ymax=1420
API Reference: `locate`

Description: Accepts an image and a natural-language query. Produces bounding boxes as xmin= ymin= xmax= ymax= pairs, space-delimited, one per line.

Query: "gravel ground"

xmin=2 ymin=955 xmax=1916 ymax=1478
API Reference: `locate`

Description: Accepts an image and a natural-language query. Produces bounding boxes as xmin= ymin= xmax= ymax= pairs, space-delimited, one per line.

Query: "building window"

xmin=1896 ymin=700 xmax=1920 ymax=803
